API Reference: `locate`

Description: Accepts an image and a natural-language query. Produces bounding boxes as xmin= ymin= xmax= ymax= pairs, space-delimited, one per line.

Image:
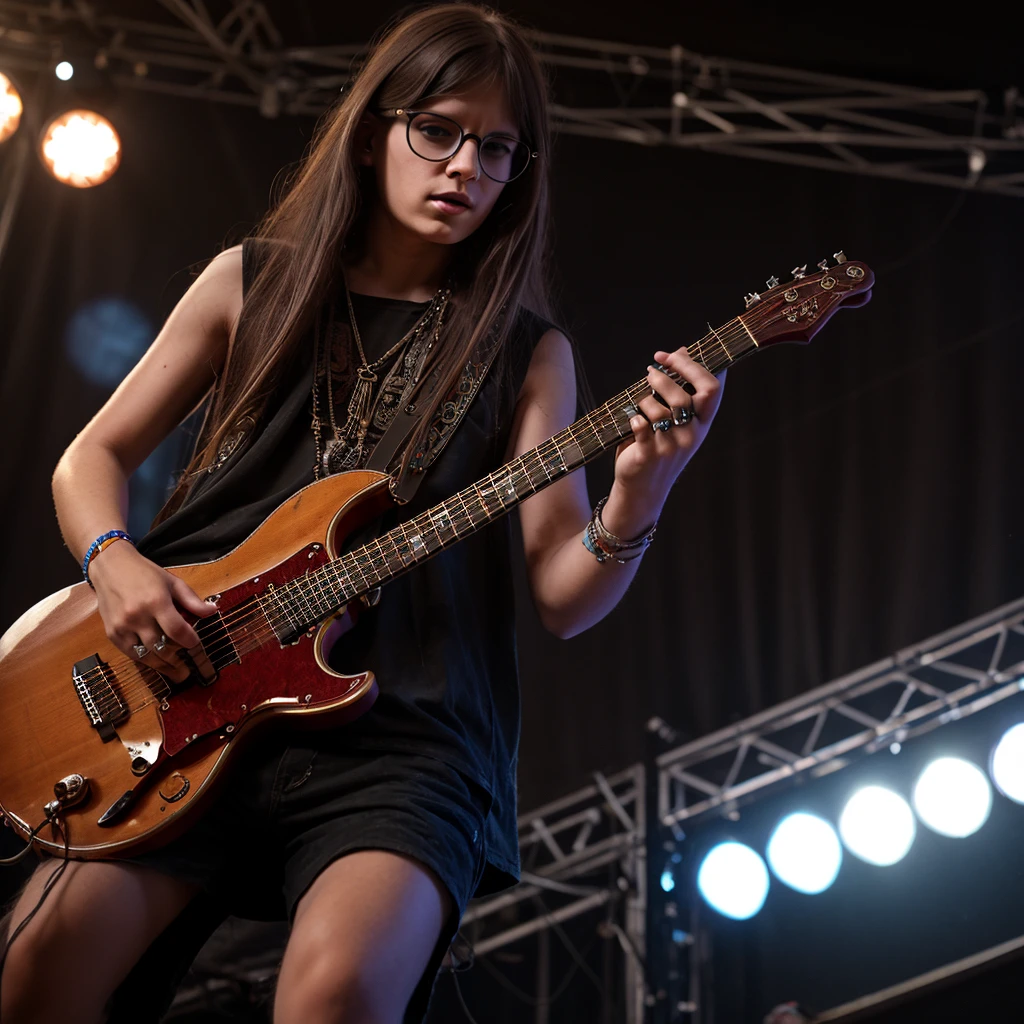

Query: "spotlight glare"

xmin=55 ymin=61 xmax=74 ymax=81
xmin=766 ymin=812 xmax=843 ymax=894
xmin=0 ymin=72 xmax=23 ymax=143
xmin=838 ymin=786 xmax=915 ymax=866
xmin=697 ymin=841 xmax=769 ymax=920
xmin=40 ymin=109 xmax=121 ymax=187
xmin=992 ymin=723 xmax=1024 ymax=804
xmin=660 ymin=868 xmax=675 ymax=893
xmin=913 ymin=757 xmax=992 ymax=837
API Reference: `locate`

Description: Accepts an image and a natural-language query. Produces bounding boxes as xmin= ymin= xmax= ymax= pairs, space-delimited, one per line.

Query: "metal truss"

xmin=461 ymin=764 xmax=646 ymax=1023
xmin=658 ymin=596 xmax=1024 ymax=831
xmin=2 ymin=4 xmax=1023 ymax=196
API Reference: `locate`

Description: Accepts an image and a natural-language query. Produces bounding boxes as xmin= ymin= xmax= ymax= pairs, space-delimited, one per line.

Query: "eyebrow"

xmin=418 ymin=106 xmax=520 ymax=139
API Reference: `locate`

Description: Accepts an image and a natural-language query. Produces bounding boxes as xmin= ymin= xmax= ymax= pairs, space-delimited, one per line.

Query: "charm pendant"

xmin=322 ymin=434 xmax=363 ymax=474
xmin=322 ymin=434 xmax=346 ymax=474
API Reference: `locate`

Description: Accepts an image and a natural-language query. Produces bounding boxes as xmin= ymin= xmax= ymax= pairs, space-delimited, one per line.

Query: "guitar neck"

xmin=272 ymin=315 xmax=752 ymax=622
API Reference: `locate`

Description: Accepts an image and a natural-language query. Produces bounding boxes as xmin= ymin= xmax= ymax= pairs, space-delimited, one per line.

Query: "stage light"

xmin=991 ymin=723 xmax=1024 ymax=804
xmin=912 ymin=757 xmax=992 ymax=838
xmin=55 ymin=61 xmax=74 ymax=81
xmin=838 ymin=786 xmax=915 ymax=866
xmin=0 ymin=72 xmax=22 ymax=143
xmin=40 ymin=109 xmax=121 ymax=187
xmin=696 ymin=841 xmax=769 ymax=920
xmin=766 ymin=812 xmax=842 ymax=894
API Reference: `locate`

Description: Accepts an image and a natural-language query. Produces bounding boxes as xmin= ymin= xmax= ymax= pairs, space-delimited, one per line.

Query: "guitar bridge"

xmin=72 ymin=655 xmax=128 ymax=742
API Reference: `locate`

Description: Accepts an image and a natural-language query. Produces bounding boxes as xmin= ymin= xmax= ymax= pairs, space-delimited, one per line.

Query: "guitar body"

xmin=0 ymin=469 xmax=394 ymax=859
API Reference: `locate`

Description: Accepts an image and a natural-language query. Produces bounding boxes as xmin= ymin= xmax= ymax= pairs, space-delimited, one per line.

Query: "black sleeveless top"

xmin=135 ymin=241 xmax=556 ymax=894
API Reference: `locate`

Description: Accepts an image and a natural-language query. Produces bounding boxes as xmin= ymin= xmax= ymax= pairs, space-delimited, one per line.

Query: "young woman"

xmin=0 ymin=4 xmax=723 ymax=1022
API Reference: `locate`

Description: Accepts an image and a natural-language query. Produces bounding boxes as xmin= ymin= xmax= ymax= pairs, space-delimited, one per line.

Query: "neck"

xmin=345 ymin=202 xmax=450 ymax=302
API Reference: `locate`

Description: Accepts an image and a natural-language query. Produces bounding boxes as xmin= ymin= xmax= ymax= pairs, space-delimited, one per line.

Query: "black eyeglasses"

xmin=378 ymin=108 xmax=538 ymax=183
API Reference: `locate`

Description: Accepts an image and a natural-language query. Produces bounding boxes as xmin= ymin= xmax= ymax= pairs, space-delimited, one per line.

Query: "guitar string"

xmin=77 ymin=294 xmax=833 ymax=716
xmin=77 ymin=309 xmax=773 ymax=714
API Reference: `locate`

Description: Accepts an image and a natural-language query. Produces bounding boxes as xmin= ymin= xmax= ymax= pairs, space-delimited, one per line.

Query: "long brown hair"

xmin=153 ymin=2 xmax=553 ymax=527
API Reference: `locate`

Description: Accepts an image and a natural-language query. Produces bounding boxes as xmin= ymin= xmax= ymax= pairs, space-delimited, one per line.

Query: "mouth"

xmin=429 ymin=192 xmax=473 ymax=210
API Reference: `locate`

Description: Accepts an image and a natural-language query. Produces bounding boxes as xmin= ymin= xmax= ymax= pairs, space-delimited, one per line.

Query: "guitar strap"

xmin=366 ymin=313 xmax=504 ymax=504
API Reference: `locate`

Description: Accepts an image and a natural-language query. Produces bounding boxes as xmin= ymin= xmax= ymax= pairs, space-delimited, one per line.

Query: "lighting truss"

xmin=658 ymin=596 xmax=1024 ymax=831
xmin=462 ymin=764 xmax=646 ymax=1023
xmin=1 ymin=3 xmax=1023 ymax=196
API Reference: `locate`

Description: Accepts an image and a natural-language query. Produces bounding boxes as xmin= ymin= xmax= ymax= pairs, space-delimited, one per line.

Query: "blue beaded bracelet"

xmin=82 ymin=530 xmax=135 ymax=588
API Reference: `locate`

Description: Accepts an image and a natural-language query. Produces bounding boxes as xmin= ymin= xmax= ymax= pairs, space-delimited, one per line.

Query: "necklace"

xmin=312 ymin=274 xmax=451 ymax=478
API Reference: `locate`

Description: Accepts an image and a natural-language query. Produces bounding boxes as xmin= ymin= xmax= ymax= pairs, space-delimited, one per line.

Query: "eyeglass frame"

xmin=376 ymin=107 xmax=539 ymax=183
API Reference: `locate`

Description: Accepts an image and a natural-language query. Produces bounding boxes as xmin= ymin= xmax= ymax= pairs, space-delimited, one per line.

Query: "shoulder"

xmin=192 ymin=244 xmax=244 ymax=341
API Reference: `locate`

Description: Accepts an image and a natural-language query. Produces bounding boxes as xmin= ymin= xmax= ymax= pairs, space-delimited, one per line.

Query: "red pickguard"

xmin=160 ymin=545 xmax=367 ymax=756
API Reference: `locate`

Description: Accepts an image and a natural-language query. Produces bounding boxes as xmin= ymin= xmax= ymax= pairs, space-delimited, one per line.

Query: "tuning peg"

xmin=817 ymin=259 xmax=829 ymax=270
xmin=833 ymin=251 xmax=847 ymax=264
xmin=791 ymin=265 xmax=807 ymax=280
xmin=766 ymin=275 xmax=780 ymax=289
xmin=744 ymin=291 xmax=761 ymax=309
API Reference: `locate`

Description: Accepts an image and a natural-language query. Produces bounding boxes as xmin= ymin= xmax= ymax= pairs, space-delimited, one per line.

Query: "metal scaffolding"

xmin=461 ymin=764 xmax=648 ymax=1024
xmin=657 ymin=595 xmax=1024 ymax=832
xmin=1 ymin=1 xmax=1023 ymax=196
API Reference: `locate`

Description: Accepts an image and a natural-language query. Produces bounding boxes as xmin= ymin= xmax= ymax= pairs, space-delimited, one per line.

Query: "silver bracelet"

xmin=582 ymin=496 xmax=658 ymax=564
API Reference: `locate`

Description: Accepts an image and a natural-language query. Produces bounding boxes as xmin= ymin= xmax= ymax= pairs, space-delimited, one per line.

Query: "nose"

xmin=445 ymin=136 xmax=482 ymax=181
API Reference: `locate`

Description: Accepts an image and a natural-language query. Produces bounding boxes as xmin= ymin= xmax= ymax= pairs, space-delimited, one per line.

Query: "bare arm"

xmin=510 ymin=329 xmax=724 ymax=639
xmin=52 ymin=245 xmax=244 ymax=678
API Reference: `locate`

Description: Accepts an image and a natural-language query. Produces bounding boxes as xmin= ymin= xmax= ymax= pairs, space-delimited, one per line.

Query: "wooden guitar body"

xmin=0 ymin=470 xmax=393 ymax=858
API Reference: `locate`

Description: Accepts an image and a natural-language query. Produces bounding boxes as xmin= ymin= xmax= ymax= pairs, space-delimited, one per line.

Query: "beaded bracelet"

xmin=82 ymin=530 xmax=135 ymax=588
xmin=582 ymin=497 xmax=658 ymax=564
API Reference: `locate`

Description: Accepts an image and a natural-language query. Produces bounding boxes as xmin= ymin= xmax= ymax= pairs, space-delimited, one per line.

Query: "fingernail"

xmin=682 ymin=381 xmax=697 ymax=395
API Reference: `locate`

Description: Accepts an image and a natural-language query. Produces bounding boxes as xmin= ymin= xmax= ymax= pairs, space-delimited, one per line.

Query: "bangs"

xmin=374 ymin=18 xmax=544 ymax=149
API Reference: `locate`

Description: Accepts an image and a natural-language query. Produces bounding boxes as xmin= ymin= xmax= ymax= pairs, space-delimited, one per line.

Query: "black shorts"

xmin=113 ymin=734 xmax=491 ymax=1023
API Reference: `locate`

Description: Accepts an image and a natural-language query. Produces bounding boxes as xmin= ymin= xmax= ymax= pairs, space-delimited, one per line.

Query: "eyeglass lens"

xmin=408 ymin=112 xmax=531 ymax=182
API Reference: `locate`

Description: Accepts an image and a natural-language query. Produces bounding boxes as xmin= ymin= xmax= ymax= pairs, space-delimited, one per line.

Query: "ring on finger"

xmin=672 ymin=406 xmax=694 ymax=426
xmin=653 ymin=417 xmax=674 ymax=432
xmin=153 ymin=634 xmax=168 ymax=653
xmin=132 ymin=642 xmax=148 ymax=658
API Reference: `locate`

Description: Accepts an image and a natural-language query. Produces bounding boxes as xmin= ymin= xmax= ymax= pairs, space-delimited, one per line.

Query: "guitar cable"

xmin=0 ymin=815 xmax=71 ymax=1019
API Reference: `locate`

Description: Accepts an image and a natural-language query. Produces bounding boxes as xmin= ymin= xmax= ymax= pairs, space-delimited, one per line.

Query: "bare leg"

xmin=274 ymin=850 xmax=452 ymax=1024
xmin=1 ymin=857 xmax=199 ymax=1024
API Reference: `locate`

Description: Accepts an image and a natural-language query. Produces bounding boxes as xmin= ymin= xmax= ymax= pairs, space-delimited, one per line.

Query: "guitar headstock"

xmin=740 ymin=252 xmax=873 ymax=347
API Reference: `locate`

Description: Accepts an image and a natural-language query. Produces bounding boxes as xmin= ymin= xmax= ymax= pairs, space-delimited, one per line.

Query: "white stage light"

xmin=0 ymin=72 xmax=22 ymax=143
xmin=992 ymin=723 xmax=1024 ymax=804
xmin=696 ymin=841 xmax=769 ymax=920
xmin=838 ymin=786 xmax=915 ymax=866
xmin=912 ymin=757 xmax=992 ymax=837
xmin=55 ymin=61 xmax=74 ymax=81
xmin=766 ymin=812 xmax=843 ymax=894
xmin=40 ymin=109 xmax=121 ymax=187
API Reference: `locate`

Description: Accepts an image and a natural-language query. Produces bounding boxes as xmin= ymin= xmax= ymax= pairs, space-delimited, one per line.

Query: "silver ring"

xmin=153 ymin=634 xmax=168 ymax=652
xmin=672 ymin=407 xmax=694 ymax=426
xmin=653 ymin=418 xmax=673 ymax=432
xmin=132 ymin=643 xmax=148 ymax=658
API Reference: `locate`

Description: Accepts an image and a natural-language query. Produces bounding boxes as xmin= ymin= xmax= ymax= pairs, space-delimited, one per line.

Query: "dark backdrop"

xmin=1 ymin=2 xmax=1022 ymax=1018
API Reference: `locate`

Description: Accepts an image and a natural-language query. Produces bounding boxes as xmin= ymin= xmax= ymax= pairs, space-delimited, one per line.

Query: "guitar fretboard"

xmin=268 ymin=314 xmax=756 ymax=634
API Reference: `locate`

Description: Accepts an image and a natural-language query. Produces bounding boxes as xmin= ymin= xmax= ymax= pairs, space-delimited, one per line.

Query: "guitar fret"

xmin=310 ymin=309 xmax=787 ymax=607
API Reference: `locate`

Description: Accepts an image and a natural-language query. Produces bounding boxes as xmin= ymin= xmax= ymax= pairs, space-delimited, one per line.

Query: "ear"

xmin=354 ymin=112 xmax=381 ymax=167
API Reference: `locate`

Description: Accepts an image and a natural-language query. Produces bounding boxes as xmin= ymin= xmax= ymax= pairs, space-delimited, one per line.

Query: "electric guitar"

xmin=0 ymin=255 xmax=873 ymax=858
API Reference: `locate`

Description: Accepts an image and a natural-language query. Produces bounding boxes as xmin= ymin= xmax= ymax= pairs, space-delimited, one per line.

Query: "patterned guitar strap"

xmin=366 ymin=306 xmax=506 ymax=504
